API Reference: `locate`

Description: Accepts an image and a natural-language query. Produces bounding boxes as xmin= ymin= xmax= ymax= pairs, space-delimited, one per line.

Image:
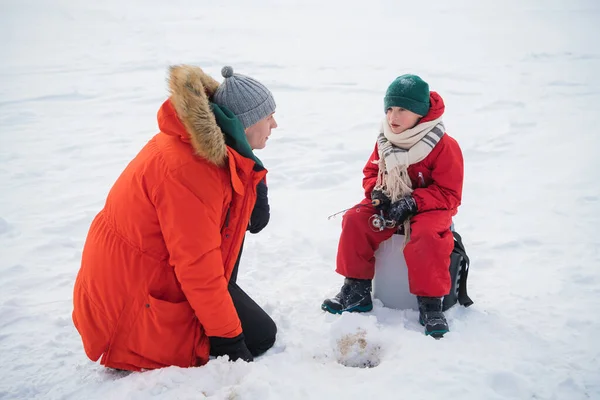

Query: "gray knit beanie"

xmin=212 ymin=66 xmax=276 ymax=129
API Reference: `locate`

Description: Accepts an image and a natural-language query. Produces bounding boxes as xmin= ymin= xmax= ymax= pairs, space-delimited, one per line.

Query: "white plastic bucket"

xmin=372 ymin=234 xmax=418 ymax=310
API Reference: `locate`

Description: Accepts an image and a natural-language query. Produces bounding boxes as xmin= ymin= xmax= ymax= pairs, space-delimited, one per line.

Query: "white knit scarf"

xmin=374 ymin=116 xmax=445 ymax=237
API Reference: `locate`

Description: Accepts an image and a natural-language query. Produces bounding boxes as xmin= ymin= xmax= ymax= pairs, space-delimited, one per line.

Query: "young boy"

xmin=321 ymin=74 xmax=464 ymax=338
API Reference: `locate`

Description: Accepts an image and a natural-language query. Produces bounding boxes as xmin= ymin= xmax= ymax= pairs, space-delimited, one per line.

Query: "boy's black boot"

xmin=322 ymin=278 xmax=373 ymax=314
xmin=417 ymin=296 xmax=449 ymax=338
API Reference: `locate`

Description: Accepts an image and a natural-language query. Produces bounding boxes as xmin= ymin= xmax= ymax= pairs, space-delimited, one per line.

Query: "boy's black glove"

xmin=248 ymin=181 xmax=270 ymax=234
xmin=209 ymin=333 xmax=254 ymax=362
xmin=388 ymin=195 xmax=418 ymax=224
xmin=371 ymin=189 xmax=391 ymax=212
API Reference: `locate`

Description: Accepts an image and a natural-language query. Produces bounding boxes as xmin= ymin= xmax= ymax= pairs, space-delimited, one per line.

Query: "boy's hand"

xmin=371 ymin=190 xmax=391 ymax=211
xmin=388 ymin=195 xmax=418 ymax=224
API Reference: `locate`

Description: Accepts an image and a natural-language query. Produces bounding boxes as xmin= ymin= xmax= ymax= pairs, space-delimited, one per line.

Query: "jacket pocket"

xmin=127 ymin=294 xmax=198 ymax=368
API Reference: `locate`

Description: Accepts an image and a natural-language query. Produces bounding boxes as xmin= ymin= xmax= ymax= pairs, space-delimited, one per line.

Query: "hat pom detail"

xmin=221 ymin=66 xmax=234 ymax=78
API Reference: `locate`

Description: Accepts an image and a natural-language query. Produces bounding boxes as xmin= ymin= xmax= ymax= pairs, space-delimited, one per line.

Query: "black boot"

xmin=321 ymin=278 xmax=373 ymax=314
xmin=417 ymin=296 xmax=449 ymax=339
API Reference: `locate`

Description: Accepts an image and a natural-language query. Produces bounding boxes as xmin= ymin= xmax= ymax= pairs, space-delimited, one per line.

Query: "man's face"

xmin=386 ymin=107 xmax=421 ymax=134
xmin=245 ymin=113 xmax=278 ymax=150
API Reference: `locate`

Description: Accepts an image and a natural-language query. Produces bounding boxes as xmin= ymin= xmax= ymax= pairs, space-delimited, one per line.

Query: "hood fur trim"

xmin=168 ymin=65 xmax=226 ymax=166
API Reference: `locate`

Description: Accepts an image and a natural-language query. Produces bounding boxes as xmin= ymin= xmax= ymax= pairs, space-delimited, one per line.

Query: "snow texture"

xmin=1 ymin=0 xmax=599 ymax=399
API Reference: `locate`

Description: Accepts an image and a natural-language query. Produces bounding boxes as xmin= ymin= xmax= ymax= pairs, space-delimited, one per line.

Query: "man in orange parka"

xmin=72 ymin=65 xmax=278 ymax=371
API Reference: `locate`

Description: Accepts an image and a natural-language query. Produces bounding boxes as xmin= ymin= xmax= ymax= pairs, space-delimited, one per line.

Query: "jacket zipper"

xmin=418 ymin=172 xmax=425 ymax=188
xmin=221 ymin=176 xmax=260 ymax=270
xmin=222 ymin=208 xmax=231 ymax=230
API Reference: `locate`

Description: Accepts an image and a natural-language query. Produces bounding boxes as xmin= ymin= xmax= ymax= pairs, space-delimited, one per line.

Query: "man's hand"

xmin=248 ymin=181 xmax=270 ymax=234
xmin=209 ymin=333 xmax=254 ymax=362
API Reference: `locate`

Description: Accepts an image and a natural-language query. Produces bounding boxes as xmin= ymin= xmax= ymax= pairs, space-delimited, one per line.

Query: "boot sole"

xmin=419 ymin=316 xmax=449 ymax=338
xmin=426 ymin=330 xmax=448 ymax=339
xmin=321 ymin=303 xmax=373 ymax=315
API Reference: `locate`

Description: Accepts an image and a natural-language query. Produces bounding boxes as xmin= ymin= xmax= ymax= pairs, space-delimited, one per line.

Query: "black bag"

xmin=442 ymin=231 xmax=474 ymax=311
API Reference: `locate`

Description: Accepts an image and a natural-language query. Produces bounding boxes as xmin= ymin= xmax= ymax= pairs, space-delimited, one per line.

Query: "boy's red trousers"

xmin=336 ymin=200 xmax=454 ymax=297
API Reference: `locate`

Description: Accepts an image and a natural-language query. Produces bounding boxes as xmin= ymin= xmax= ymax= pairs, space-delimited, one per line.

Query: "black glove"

xmin=388 ymin=195 xmax=418 ymax=224
xmin=209 ymin=333 xmax=254 ymax=362
xmin=248 ymin=181 xmax=270 ymax=234
xmin=371 ymin=189 xmax=391 ymax=212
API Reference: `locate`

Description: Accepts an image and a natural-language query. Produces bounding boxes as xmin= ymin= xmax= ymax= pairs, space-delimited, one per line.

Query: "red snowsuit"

xmin=336 ymin=92 xmax=464 ymax=297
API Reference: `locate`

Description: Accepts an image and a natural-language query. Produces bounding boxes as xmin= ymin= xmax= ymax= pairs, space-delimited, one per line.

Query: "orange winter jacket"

xmin=72 ymin=66 xmax=266 ymax=371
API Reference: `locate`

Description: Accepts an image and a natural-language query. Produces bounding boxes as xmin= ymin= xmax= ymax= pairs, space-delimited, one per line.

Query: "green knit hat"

xmin=384 ymin=74 xmax=430 ymax=116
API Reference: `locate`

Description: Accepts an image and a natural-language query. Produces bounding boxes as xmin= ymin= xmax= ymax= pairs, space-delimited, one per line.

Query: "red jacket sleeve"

xmin=362 ymin=143 xmax=380 ymax=198
xmin=412 ymin=135 xmax=464 ymax=212
xmin=153 ymin=168 xmax=241 ymax=339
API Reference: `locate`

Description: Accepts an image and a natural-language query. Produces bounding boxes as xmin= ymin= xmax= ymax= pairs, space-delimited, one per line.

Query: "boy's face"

xmin=245 ymin=113 xmax=278 ymax=150
xmin=386 ymin=107 xmax=422 ymax=134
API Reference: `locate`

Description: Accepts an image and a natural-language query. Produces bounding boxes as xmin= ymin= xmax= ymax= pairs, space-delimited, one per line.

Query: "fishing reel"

xmin=368 ymin=211 xmax=396 ymax=232
xmin=327 ymin=200 xmax=397 ymax=232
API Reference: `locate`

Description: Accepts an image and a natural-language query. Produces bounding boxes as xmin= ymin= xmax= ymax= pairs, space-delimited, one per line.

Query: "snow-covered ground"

xmin=2 ymin=0 xmax=599 ymax=398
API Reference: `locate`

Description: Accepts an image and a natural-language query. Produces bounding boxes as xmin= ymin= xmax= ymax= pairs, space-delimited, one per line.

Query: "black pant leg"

xmin=228 ymin=281 xmax=277 ymax=357
xmin=229 ymin=237 xmax=244 ymax=284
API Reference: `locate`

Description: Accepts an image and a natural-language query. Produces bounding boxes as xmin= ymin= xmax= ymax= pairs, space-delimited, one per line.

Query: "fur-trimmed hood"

xmin=166 ymin=65 xmax=227 ymax=166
